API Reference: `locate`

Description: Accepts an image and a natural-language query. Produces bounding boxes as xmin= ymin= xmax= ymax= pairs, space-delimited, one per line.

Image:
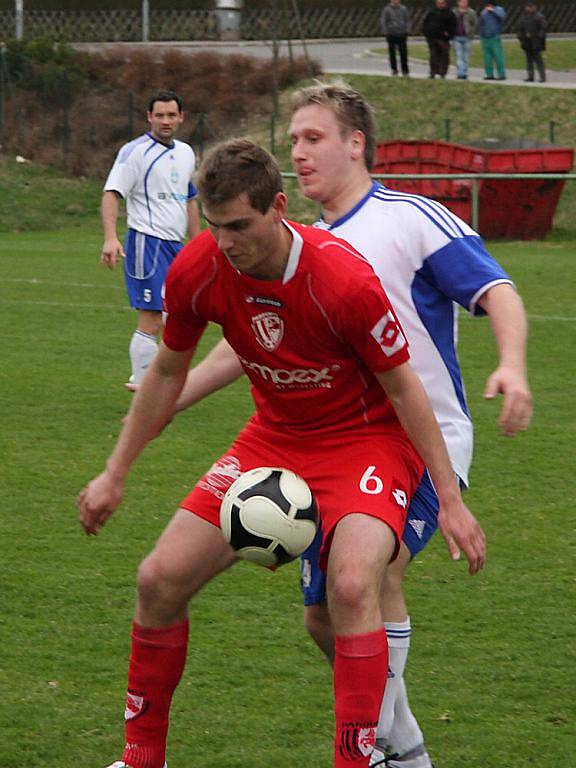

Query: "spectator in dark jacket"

xmin=517 ymin=1 xmax=546 ymax=82
xmin=381 ymin=0 xmax=411 ymax=76
xmin=423 ymin=0 xmax=458 ymax=79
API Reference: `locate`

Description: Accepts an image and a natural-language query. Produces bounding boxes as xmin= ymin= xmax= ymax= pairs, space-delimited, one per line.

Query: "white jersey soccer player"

xmin=101 ymin=91 xmax=200 ymax=390
xmin=104 ymin=133 xmax=197 ymax=244
xmin=286 ymin=86 xmax=529 ymax=768
xmin=315 ymin=181 xmax=513 ymax=487
xmin=304 ymin=182 xmax=513 ymax=768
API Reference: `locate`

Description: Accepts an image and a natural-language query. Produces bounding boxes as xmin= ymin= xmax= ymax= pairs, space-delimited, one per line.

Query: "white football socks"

xmin=129 ymin=330 xmax=158 ymax=385
xmin=389 ymin=677 xmax=426 ymax=758
xmin=376 ymin=618 xmax=412 ymax=743
xmin=376 ymin=617 xmax=425 ymax=759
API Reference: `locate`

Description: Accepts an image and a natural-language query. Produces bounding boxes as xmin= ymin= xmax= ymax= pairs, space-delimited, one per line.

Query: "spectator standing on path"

xmin=101 ymin=90 xmax=201 ymax=391
xmin=381 ymin=0 xmax=411 ymax=77
xmin=517 ymin=1 xmax=547 ymax=82
xmin=423 ymin=0 xmax=457 ymax=79
xmin=452 ymin=0 xmax=478 ymax=79
xmin=479 ymin=1 xmax=507 ymax=80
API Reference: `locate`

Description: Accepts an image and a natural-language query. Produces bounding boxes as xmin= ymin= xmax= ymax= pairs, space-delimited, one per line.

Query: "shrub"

xmin=0 ymin=42 xmax=322 ymax=177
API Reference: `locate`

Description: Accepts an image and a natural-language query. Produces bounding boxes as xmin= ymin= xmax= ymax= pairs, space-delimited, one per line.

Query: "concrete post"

xmin=15 ymin=0 xmax=24 ymax=41
xmin=142 ymin=0 xmax=149 ymax=42
xmin=215 ymin=0 xmax=243 ymax=41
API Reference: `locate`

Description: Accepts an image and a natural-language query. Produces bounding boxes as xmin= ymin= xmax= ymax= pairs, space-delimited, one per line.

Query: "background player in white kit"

xmin=101 ymin=90 xmax=201 ymax=390
xmin=171 ymin=85 xmax=532 ymax=768
xmin=78 ymin=139 xmax=485 ymax=768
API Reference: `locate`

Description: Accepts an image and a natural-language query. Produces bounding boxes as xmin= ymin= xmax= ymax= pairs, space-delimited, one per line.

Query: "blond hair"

xmin=291 ymin=82 xmax=376 ymax=171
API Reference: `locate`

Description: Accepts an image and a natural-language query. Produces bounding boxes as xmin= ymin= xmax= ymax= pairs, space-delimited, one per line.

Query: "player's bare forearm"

xmin=100 ymin=191 xmax=125 ymax=268
xmin=478 ymin=284 xmax=532 ymax=435
xmin=108 ymin=344 xmax=194 ymax=477
xmin=376 ymin=363 xmax=486 ymax=573
xmin=377 ymin=364 xmax=458 ymax=503
xmin=175 ymin=338 xmax=244 ymax=413
xmin=78 ymin=344 xmax=195 ymax=534
xmin=187 ymin=199 xmax=201 ymax=240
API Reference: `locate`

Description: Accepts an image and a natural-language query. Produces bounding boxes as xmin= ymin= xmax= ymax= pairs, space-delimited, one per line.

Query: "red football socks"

xmin=334 ymin=628 xmax=389 ymax=766
xmin=122 ymin=619 xmax=189 ymax=768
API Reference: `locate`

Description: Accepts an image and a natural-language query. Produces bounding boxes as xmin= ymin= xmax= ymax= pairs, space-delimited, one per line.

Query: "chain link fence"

xmin=0 ymin=2 xmax=575 ymax=42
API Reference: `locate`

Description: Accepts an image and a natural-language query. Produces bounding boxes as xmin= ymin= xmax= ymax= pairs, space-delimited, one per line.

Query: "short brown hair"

xmin=291 ymin=83 xmax=376 ymax=171
xmin=197 ymin=138 xmax=283 ymax=214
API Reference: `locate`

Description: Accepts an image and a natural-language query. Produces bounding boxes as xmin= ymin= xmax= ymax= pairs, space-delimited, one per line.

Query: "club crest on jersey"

xmin=251 ymin=311 xmax=284 ymax=351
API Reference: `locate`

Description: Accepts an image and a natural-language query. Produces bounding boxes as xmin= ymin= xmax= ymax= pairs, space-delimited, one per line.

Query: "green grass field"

xmin=1 ymin=68 xmax=575 ymax=768
xmin=1 ymin=225 xmax=575 ymax=768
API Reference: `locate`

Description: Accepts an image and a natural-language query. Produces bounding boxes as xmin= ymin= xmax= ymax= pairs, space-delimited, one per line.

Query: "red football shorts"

xmin=180 ymin=417 xmax=424 ymax=570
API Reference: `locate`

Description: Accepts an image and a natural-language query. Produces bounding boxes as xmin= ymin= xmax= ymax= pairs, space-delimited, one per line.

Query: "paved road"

xmin=77 ymin=36 xmax=575 ymax=90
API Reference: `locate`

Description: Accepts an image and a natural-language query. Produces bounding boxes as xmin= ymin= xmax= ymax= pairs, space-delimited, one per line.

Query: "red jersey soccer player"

xmin=78 ymin=139 xmax=485 ymax=768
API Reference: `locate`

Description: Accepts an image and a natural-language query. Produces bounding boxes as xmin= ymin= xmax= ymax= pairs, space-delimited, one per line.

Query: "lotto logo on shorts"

xmin=370 ymin=311 xmax=407 ymax=357
xmin=391 ymin=486 xmax=408 ymax=509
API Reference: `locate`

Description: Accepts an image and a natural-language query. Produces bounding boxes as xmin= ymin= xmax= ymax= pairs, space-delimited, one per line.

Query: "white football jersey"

xmin=316 ymin=182 xmax=513 ymax=485
xmin=104 ymin=133 xmax=197 ymax=242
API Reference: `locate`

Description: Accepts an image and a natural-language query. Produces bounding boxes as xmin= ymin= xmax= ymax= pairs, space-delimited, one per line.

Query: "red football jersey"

xmin=163 ymin=221 xmax=410 ymax=435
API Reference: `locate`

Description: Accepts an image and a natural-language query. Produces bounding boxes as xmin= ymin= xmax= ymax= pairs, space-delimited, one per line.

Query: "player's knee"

xmin=328 ymin=570 xmax=376 ymax=621
xmin=136 ymin=552 xmax=179 ymax=608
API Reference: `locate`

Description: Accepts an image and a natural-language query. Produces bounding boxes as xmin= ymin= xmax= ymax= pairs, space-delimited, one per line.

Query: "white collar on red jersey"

xmin=281 ymin=220 xmax=303 ymax=285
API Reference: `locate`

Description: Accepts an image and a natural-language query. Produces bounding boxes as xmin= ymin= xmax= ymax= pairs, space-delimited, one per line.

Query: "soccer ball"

xmin=220 ymin=467 xmax=319 ymax=567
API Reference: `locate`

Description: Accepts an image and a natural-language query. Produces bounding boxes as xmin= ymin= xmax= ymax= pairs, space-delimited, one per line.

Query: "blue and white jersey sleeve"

xmin=104 ymin=134 xmax=149 ymax=199
xmin=414 ymin=224 xmax=512 ymax=315
xmin=372 ymin=186 xmax=513 ymax=314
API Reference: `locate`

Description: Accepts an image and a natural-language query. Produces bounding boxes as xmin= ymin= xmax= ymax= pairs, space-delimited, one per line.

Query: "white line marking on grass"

xmin=527 ymin=314 xmax=576 ymax=322
xmin=460 ymin=313 xmax=576 ymax=323
xmin=10 ymin=281 xmax=573 ymax=321
xmin=1 ymin=300 xmax=130 ymax=310
xmin=3 ymin=299 xmax=575 ymax=322
xmin=3 ymin=278 xmax=123 ymax=290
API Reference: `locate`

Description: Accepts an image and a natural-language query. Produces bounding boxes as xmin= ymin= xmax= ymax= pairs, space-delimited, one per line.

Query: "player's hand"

xmin=438 ymin=499 xmax=486 ymax=575
xmin=77 ymin=470 xmax=125 ymax=536
xmin=484 ymin=365 xmax=532 ymax=437
xmin=100 ymin=238 xmax=125 ymax=270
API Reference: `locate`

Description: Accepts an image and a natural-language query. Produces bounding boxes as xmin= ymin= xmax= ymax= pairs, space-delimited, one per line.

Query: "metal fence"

xmin=0 ymin=2 xmax=575 ymax=42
